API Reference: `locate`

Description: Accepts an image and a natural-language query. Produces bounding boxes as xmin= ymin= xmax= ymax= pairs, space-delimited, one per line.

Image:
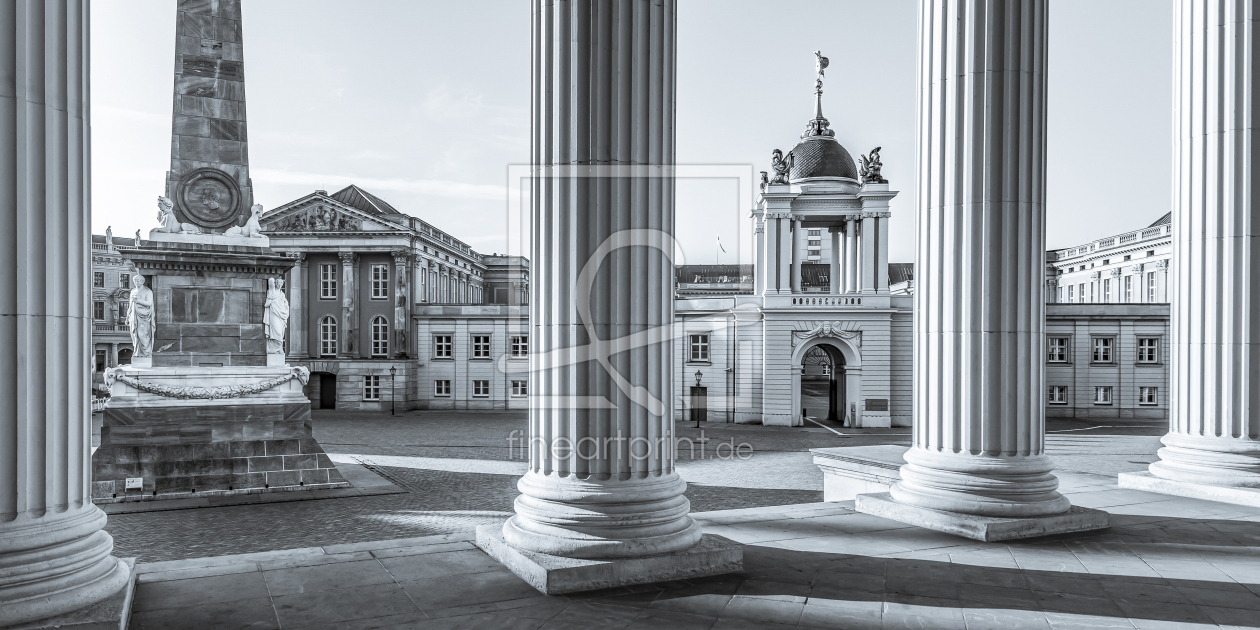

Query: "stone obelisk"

xmin=165 ymin=0 xmax=253 ymax=231
xmin=475 ymin=0 xmax=741 ymax=594
xmin=1 ymin=2 xmax=134 ymax=626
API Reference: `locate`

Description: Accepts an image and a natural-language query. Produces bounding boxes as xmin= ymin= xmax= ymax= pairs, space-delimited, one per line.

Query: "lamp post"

xmin=694 ymin=370 xmax=703 ymax=429
xmin=390 ymin=365 xmax=397 ymax=416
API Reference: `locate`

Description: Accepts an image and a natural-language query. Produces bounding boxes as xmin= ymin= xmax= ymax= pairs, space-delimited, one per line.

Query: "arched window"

xmin=320 ymin=316 xmax=337 ymax=357
xmin=371 ymin=316 xmax=388 ymax=357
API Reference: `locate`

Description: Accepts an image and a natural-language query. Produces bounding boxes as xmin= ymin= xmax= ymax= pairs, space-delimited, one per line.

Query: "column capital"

xmin=338 ymin=252 xmax=358 ymax=264
xmin=1154 ymin=259 xmax=1170 ymax=270
xmin=288 ymin=251 xmax=306 ymax=263
xmin=391 ymin=250 xmax=410 ymax=265
xmin=1110 ymin=268 xmax=1124 ymax=279
xmin=1090 ymin=270 xmax=1102 ymax=280
xmin=1131 ymin=263 xmax=1145 ymax=274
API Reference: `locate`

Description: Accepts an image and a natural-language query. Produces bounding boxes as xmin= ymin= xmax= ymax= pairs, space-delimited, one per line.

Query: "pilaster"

xmin=339 ymin=252 xmax=359 ymax=357
xmin=829 ymin=226 xmax=842 ymax=294
xmin=288 ymin=252 xmax=307 ymax=357
xmin=393 ymin=250 xmax=411 ymax=358
xmin=790 ymin=218 xmax=803 ymax=294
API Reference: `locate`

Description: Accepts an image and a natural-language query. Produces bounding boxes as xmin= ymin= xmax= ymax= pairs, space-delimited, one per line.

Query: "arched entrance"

xmin=309 ymin=372 xmax=337 ymax=409
xmin=791 ymin=336 xmax=861 ymax=427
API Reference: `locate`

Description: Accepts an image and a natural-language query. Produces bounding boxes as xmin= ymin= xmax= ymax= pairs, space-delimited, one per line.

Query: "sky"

xmin=90 ymin=0 xmax=1172 ymax=266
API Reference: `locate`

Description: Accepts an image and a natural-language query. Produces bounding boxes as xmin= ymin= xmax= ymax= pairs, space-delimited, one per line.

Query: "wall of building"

xmin=1045 ymin=304 xmax=1170 ymax=420
xmin=412 ymin=305 xmax=528 ymax=411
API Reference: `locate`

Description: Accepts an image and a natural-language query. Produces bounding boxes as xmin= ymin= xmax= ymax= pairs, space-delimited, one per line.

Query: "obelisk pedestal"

xmin=475 ymin=0 xmax=741 ymax=594
xmin=853 ymin=0 xmax=1107 ymax=541
xmin=1119 ymin=0 xmax=1260 ymax=506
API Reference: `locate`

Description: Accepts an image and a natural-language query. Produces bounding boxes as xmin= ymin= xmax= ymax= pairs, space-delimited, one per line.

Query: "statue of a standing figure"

xmin=264 ymin=277 xmax=290 ymax=355
xmin=128 ymin=275 xmax=154 ymax=359
xmin=859 ymin=147 xmax=888 ymax=184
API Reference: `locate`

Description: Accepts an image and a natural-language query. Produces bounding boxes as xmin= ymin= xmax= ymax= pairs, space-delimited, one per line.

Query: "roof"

xmin=676 ymin=264 xmax=754 ymax=283
xmin=330 ymin=184 xmax=404 ymax=216
xmin=789 ymin=137 xmax=859 ymax=181
xmin=888 ymin=262 xmax=913 ymax=285
xmin=1149 ymin=212 xmax=1172 ymax=227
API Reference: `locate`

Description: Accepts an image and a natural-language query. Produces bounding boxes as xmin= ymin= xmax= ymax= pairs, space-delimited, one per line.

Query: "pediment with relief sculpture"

xmin=261 ymin=198 xmax=398 ymax=233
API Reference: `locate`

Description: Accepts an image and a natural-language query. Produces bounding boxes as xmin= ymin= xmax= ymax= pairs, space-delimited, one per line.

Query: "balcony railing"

xmin=1049 ymin=223 xmax=1170 ymax=261
xmin=791 ymin=295 xmax=863 ymax=306
xmin=93 ymin=323 xmax=129 ymax=332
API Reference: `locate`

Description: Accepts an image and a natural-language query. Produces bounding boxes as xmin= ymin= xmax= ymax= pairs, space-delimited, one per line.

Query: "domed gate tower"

xmin=749 ymin=51 xmax=906 ymax=427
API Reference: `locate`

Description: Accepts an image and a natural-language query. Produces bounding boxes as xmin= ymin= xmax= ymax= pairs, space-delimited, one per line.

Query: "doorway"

xmin=318 ymin=373 xmax=336 ymax=409
xmin=800 ymin=345 xmax=846 ymax=424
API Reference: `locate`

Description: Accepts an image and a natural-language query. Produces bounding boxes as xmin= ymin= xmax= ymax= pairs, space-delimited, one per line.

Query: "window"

xmin=95 ymin=349 xmax=106 ymax=372
xmin=473 ymin=380 xmax=490 ymax=397
xmin=433 ymin=334 xmax=452 ymax=359
xmin=690 ymin=334 xmax=710 ymax=362
xmin=320 ymin=263 xmax=337 ymax=299
xmin=1137 ymin=338 xmax=1159 ymax=363
xmin=472 ymin=335 xmax=491 ymax=359
xmin=1094 ymin=386 xmax=1113 ymax=405
xmin=363 ymin=375 xmax=381 ymax=401
xmin=511 ymin=380 xmax=528 ymax=397
xmin=1147 ymin=272 xmax=1157 ymax=302
xmin=93 ymin=272 xmax=104 ymax=287
xmin=371 ymin=264 xmax=389 ymax=299
xmin=93 ymin=301 xmax=105 ymax=320
xmin=120 ymin=273 xmax=130 ymax=289
xmin=1056 ymin=287 xmax=1063 ymax=302
xmin=434 ymin=380 xmax=451 ymax=396
xmin=371 ymin=316 xmax=389 ymax=357
xmin=119 ymin=302 xmax=129 ymax=321
xmin=1103 ymin=279 xmax=1111 ymax=303
xmin=1124 ymin=255 xmax=1131 ymax=261
xmin=1139 ymin=387 xmax=1158 ymax=405
xmin=1047 ymin=338 xmax=1069 ymax=363
xmin=1079 ymin=284 xmax=1085 ymax=303
xmin=320 ymin=316 xmax=338 ymax=356
xmin=510 ymin=335 xmax=528 ymax=357
xmin=1092 ymin=337 xmax=1114 ymax=363
xmin=1068 ymin=285 xmax=1075 ymax=303
xmin=1048 ymin=386 xmax=1068 ymax=404
xmin=1089 ymin=283 xmax=1096 ymax=303
xmin=808 ymin=229 xmax=821 ymax=237
xmin=1124 ymin=275 xmax=1132 ymax=303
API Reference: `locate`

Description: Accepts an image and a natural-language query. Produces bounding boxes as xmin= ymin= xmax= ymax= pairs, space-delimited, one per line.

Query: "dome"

xmin=789 ymin=136 xmax=859 ymax=181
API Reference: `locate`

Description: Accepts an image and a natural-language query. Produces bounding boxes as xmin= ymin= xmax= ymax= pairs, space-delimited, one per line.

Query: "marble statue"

xmin=105 ymin=225 xmax=113 ymax=248
xmin=153 ymin=196 xmax=202 ymax=234
xmin=127 ymin=275 xmax=154 ymax=358
xmin=769 ymin=149 xmax=793 ymax=185
xmin=814 ymin=50 xmax=829 ymax=93
xmin=759 ymin=171 xmax=769 ymax=191
xmin=225 ymin=203 xmax=265 ymax=238
xmin=135 ymin=229 xmax=141 ymax=243
xmin=859 ymin=147 xmax=888 ymax=184
xmin=264 ymin=277 xmax=290 ymax=355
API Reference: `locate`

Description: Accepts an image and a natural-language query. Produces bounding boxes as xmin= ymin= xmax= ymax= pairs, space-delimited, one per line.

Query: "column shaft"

xmin=860 ymin=216 xmax=876 ymax=294
xmin=288 ymin=253 xmax=307 ymax=357
xmin=790 ymin=219 xmax=803 ymax=293
xmin=846 ymin=217 xmax=859 ymax=292
xmin=1149 ymin=0 xmax=1260 ymax=487
xmin=0 ymin=1 xmax=131 ymax=623
xmin=763 ymin=217 xmax=779 ymax=293
xmin=778 ymin=217 xmax=792 ymax=294
xmin=876 ymin=215 xmax=890 ymax=292
xmin=891 ymin=0 xmax=1068 ymax=517
xmin=339 ymin=252 xmax=358 ymax=357
xmin=505 ymin=0 xmax=700 ymax=559
xmin=829 ymin=228 xmax=841 ymax=294
xmin=393 ymin=251 xmax=410 ymax=358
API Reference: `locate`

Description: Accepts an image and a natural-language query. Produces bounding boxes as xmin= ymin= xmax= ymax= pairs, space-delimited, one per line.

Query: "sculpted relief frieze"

xmin=268 ymin=204 xmax=363 ymax=232
xmin=791 ymin=321 xmax=862 ymax=348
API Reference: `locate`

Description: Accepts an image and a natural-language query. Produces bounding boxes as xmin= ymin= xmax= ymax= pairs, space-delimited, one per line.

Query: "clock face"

xmin=176 ymin=168 xmax=242 ymax=229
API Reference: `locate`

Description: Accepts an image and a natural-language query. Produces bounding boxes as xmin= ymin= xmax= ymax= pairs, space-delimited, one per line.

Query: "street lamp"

xmin=694 ymin=370 xmax=703 ymax=428
xmin=389 ymin=365 xmax=397 ymax=415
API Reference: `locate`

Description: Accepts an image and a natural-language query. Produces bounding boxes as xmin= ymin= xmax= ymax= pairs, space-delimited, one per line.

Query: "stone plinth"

xmin=1119 ymin=471 xmax=1260 ymax=508
xmin=856 ymin=493 xmax=1110 ymax=542
xmin=92 ymin=366 xmax=345 ymax=502
xmin=475 ymin=526 xmax=742 ymax=596
xmin=812 ymin=445 xmax=906 ymax=501
xmin=6 ymin=559 xmax=136 ymax=630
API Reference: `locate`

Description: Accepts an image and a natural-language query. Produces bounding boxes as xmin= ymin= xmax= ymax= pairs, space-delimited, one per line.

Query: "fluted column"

xmin=876 ymin=214 xmax=890 ymax=292
xmin=0 ymin=1 xmax=132 ymax=624
xmin=829 ymin=226 xmax=841 ymax=294
xmin=846 ymin=216 xmax=859 ymax=293
xmin=860 ymin=216 xmax=876 ymax=294
xmin=392 ymin=251 xmax=410 ymax=358
xmin=503 ymin=0 xmax=701 ymax=560
xmin=287 ymin=252 xmax=307 ymax=358
xmin=790 ymin=219 xmax=803 ymax=293
xmin=891 ymin=0 xmax=1069 ymax=517
xmin=778 ymin=215 xmax=792 ymax=294
xmin=1148 ymin=0 xmax=1260 ymax=489
xmin=339 ymin=252 xmax=358 ymax=357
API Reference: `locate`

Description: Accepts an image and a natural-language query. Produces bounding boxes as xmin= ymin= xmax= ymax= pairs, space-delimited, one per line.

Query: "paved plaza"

xmin=125 ymin=469 xmax=1260 ymax=630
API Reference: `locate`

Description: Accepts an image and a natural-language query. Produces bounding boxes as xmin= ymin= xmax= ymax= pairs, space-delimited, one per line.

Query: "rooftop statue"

xmin=859 ymin=147 xmax=888 ymax=184
xmin=152 ymin=196 xmax=202 ymax=235
xmin=769 ymin=149 xmax=793 ymax=185
xmin=814 ymin=50 xmax=829 ymax=91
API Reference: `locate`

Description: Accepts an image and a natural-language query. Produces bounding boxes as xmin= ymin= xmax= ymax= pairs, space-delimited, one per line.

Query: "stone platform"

xmin=474 ymin=527 xmax=744 ymax=595
xmin=856 ymin=492 xmax=1111 ymax=542
xmin=122 ymin=472 xmax=1260 ymax=629
xmin=92 ymin=365 xmax=345 ymax=502
xmin=811 ymin=444 xmax=906 ymax=501
xmin=1119 ymin=470 xmax=1260 ymax=508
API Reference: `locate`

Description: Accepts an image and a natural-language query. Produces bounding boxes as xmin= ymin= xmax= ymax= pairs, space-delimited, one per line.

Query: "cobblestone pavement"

xmin=105 ymin=407 xmax=1167 ymax=563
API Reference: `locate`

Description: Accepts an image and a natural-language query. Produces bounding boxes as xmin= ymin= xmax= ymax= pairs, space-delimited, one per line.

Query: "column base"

xmin=3 ymin=559 xmax=135 ymax=630
xmin=475 ymin=525 xmax=742 ymax=595
xmin=855 ymin=493 xmax=1109 ymax=542
xmin=1118 ymin=471 xmax=1260 ymax=508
